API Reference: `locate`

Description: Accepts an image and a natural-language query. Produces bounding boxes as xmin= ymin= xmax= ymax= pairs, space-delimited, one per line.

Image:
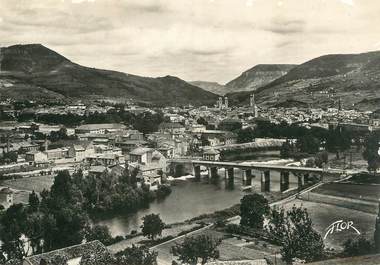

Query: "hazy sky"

xmin=0 ymin=0 xmax=379 ymax=83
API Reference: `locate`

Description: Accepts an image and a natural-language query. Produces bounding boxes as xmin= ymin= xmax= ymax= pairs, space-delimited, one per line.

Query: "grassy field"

xmin=1 ymin=175 xmax=55 ymax=193
xmin=282 ymin=199 xmax=377 ymax=251
xmin=313 ymin=182 xmax=380 ymax=202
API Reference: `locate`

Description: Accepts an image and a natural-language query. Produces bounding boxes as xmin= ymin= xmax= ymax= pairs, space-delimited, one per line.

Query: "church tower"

xmin=218 ymin=97 xmax=223 ymax=109
xmin=224 ymin=96 xmax=228 ymax=109
xmin=250 ymin=94 xmax=258 ymax=118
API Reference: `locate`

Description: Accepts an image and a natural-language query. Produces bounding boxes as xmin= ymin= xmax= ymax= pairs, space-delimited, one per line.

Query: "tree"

xmin=133 ymin=111 xmax=164 ymax=135
xmin=326 ymin=127 xmax=351 ymax=159
xmin=280 ymin=140 xmax=294 ymax=158
xmin=28 ymin=191 xmax=40 ymax=212
xmin=171 ymin=235 xmax=222 ymax=265
xmin=48 ymin=127 xmax=69 ymax=142
xmin=117 ymin=245 xmax=158 ymax=265
xmin=266 ymin=205 xmax=324 ymax=263
xmin=375 ymin=202 xmax=380 ymax=252
xmin=0 ymin=151 xmax=18 ymax=165
xmin=240 ymin=193 xmax=269 ymax=229
xmin=296 ymin=135 xmax=320 ymax=154
xmin=315 ymin=151 xmax=328 ymax=168
xmin=141 ymin=214 xmax=165 ymax=240
xmin=85 ymin=225 xmax=113 ymax=246
xmin=363 ymin=132 xmax=380 ymax=174
xmin=265 ymin=208 xmax=287 ymax=245
xmin=196 ymin=117 xmax=208 ymax=126
xmin=0 ymin=204 xmax=28 ymax=260
xmin=50 ymin=170 xmax=80 ymax=204
xmin=25 ymin=213 xmax=44 ymax=254
xmin=39 ymin=171 xmax=88 ymax=251
xmin=236 ymin=127 xmax=255 ymax=143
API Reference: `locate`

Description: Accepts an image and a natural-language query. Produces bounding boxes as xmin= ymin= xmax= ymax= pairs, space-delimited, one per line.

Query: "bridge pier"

xmin=225 ymin=167 xmax=234 ymax=189
xmin=242 ymin=169 xmax=252 ymax=186
xmin=194 ymin=165 xmax=201 ymax=181
xmin=208 ymin=167 xmax=218 ymax=179
xmin=261 ymin=170 xmax=270 ymax=192
xmin=298 ymin=175 xmax=305 ymax=190
xmin=280 ymin=171 xmax=290 ymax=192
xmin=304 ymin=173 xmax=310 ymax=183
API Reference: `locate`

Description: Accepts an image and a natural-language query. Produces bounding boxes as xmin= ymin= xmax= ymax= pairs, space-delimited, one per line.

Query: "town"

xmin=1 ymin=94 xmax=380 ymax=265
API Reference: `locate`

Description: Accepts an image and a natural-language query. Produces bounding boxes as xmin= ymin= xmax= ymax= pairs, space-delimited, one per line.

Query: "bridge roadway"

xmin=169 ymin=159 xmax=344 ymax=192
xmin=191 ymin=160 xmax=343 ymax=175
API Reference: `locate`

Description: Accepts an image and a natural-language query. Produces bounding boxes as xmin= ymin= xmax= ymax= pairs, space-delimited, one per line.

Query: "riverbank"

xmin=148 ymin=186 xmax=309 ymax=265
xmin=148 ymin=178 xmax=379 ymax=264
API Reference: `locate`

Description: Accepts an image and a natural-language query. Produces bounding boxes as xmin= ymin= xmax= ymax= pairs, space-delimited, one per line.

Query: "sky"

xmin=0 ymin=0 xmax=380 ymax=83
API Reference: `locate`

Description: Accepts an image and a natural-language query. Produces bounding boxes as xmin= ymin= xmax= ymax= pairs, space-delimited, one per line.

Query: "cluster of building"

xmin=2 ymin=94 xmax=380 ymax=209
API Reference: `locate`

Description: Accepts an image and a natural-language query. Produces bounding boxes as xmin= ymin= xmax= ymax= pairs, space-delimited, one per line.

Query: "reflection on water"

xmin=95 ymin=155 xmax=299 ymax=237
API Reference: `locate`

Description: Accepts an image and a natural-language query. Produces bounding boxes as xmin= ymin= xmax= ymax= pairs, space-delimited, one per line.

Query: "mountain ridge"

xmin=228 ymin=50 xmax=380 ymax=111
xmin=0 ymin=44 xmax=218 ymax=105
xmin=225 ymin=64 xmax=297 ymax=93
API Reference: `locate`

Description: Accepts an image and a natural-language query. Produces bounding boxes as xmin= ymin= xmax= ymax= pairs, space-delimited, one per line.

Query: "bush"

xmin=214 ymin=219 xmax=226 ymax=228
xmin=343 ymin=237 xmax=373 ymax=256
xmin=225 ymin=224 xmax=244 ymax=234
xmin=156 ymin=185 xmax=172 ymax=199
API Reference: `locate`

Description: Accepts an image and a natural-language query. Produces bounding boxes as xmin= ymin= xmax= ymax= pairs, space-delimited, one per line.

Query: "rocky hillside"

xmin=225 ymin=64 xmax=296 ymax=93
xmin=0 ymin=44 xmax=218 ymax=105
xmin=228 ymin=51 xmax=380 ymax=111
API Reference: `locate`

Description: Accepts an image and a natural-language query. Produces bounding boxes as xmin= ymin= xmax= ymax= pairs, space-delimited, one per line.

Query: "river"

xmin=95 ymin=153 xmax=299 ymax=237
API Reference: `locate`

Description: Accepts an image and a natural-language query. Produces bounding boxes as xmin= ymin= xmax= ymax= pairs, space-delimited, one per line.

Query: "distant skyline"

xmin=1 ymin=0 xmax=380 ymax=83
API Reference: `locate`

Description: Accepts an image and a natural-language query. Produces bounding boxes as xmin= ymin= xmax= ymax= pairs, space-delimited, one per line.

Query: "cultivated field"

xmin=313 ymin=182 xmax=380 ymax=202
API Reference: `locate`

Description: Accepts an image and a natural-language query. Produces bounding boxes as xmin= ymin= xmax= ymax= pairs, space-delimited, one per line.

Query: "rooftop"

xmin=24 ymin=240 xmax=109 ymax=265
xmin=88 ymin=166 xmax=107 ymax=173
xmin=76 ymin=123 xmax=126 ymax=130
xmin=203 ymin=148 xmax=220 ymax=155
xmin=159 ymin=122 xmax=185 ymax=129
xmin=129 ymin=147 xmax=154 ymax=155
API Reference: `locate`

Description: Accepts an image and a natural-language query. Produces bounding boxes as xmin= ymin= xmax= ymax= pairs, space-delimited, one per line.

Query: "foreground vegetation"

xmin=0 ymin=169 xmax=171 ymax=262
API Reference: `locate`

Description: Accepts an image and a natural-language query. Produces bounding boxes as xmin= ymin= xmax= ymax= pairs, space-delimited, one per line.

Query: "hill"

xmin=189 ymin=81 xmax=228 ymax=95
xmin=225 ymin=64 xmax=296 ymax=93
xmin=228 ymin=51 xmax=380 ymax=111
xmin=0 ymin=44 xmax=218 ymax=105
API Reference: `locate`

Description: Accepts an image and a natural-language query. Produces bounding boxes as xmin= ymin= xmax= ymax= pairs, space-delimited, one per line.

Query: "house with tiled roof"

xmin=203 ymin=148 xmax=220 ymax=161
xmin=22 ymin=240 xmax=111 ymax=265
xmin=129 ymin=147 xmax=167 ymax=190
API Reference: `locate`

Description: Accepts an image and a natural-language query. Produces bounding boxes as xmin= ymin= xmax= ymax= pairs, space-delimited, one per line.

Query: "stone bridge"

xmin=169 ymin=159 xmax=344 ymax=192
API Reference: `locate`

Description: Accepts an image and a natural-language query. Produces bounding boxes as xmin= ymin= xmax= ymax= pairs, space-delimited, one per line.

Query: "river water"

xmin=95 ymin=153 xmax=299 ymax=237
